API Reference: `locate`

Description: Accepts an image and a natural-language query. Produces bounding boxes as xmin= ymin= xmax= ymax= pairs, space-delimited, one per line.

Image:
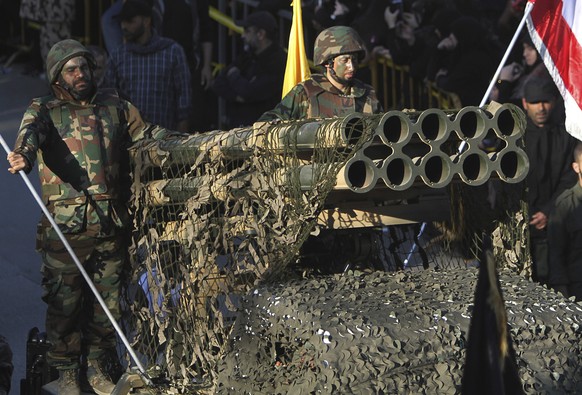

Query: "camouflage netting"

xmin=216 ymin=268 xmax=582 ymax=394
xmin=125 ymin=114 xmax=379 ymax=391
xmin=123 ymin=105 xmax=531 ymax=392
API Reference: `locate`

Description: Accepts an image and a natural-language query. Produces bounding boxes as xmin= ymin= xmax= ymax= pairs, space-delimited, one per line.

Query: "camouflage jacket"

xmin=14 ymin=87 xmax=170 ymax=235
xmin=258 ymin=73 xmax=382 ymax=121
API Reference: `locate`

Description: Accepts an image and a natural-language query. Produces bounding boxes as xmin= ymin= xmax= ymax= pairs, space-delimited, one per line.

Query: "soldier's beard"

xmin=57 ymin=75 xmax=95 ymax=101
xmin=329 ymin=67 xmax=354 ymax=88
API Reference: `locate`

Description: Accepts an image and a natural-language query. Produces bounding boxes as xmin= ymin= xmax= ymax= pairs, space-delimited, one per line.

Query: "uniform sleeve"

xmin=548 ymin=192 xmax=571 ymax=287
xmin=257 ymin=84 xmax=310 ymax=121
xmin=123 ymin=100 xmax=172 ymax=141
xmin=12 ymin=99 xmax=52 ymax=173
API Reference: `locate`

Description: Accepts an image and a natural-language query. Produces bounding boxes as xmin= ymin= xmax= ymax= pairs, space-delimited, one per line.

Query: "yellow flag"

xmin=282 ymin=0 xmax=311 ymax=98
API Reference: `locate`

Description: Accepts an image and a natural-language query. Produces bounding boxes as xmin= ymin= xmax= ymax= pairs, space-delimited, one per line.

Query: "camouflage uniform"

xmin=259 ymin=26 xmax=382 ymax=121
xmin=13 ymin=39 xmax=170 ymax=370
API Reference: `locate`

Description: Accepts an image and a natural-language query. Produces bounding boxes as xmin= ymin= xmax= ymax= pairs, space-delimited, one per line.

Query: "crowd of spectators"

xmin=1 ymin=0 xmax=537 ymax=120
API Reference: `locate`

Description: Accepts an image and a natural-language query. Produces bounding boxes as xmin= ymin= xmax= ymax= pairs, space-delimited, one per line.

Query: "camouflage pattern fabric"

xmin=41 ymin=22 xmax=74 ymax=63
xmin=15 ymin=88 xmax=169 ymax=206
xmin=45 ymin=39 xmax=95 ymax=84
xmin=217 ymin=268 xmax=582 ymax=394
xmin=19 ymin=0 xmax=75 ymax=24
xmin=258 ymin=74 xmax=382 ymax=121
xmin=312 ymin=26 xmax=367 ymax=66
xmin=12 ymin=39 xmax=173 ymax=369
xmin=126 ymin=116 xmax=379 ymax=391
xmin=19 ymin=0 xmax=76 ymax=63
xmin=124 ymin=104 xmax=531 ymax=392
xmin=38 ymin=230 xmax=123 ymax=369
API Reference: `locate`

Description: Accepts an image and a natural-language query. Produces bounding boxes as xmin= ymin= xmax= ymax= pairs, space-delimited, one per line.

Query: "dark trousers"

xmin=531 ymin=237 xmax=549 ymax=284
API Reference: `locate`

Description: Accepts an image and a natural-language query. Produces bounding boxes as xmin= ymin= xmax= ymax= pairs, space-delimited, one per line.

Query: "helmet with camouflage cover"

xmin=46 ymin=39 xmax=96 ymax=84
xmin=313 ymin=26 xmax=367 ymax=66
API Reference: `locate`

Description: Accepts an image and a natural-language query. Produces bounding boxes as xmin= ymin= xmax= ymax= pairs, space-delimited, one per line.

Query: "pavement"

xmin=0 ymin=60 xmax=51 ymax=394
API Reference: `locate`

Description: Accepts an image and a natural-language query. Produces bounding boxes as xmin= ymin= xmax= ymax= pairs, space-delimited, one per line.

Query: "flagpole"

xmin=479 ymin=2 xmax=534 ymax=108
xmin=457 ymin=2 xmax=534 ymax=154
xmin=0 ymin=134 xmax=151 ymax=384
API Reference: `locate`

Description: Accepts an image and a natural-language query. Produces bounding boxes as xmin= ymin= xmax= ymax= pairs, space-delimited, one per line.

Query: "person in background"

xmin=160 ymin=0 xmax=214 ymax=131
xmin=521 ymin=76 xmax=577 ymax=285
xmin=104 ymin=0 xmax=192 ymax=132
xmin=548 ymin=140 xmax=582 ymax=301
xmin=101 ymin=0 xmax=164 ymax=54
xmin=490 ymin=33 xmax=549 ymax=106
xmin=429 ymin=15 xmax=500 ymax=106
xmin=6 ymin=38 xmax=176 ymax=395
xmin=259 ymin=25 xmax=382 ymax=121
xmin=210 ymin=11 xmax=287 ymax=129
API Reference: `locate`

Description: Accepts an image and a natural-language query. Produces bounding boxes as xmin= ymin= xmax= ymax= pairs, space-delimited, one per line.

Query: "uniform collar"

xmin=49 ymin=84 xmax=98 ymax=107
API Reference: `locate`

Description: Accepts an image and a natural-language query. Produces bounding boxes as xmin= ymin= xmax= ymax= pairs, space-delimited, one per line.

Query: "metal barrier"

xmin=368 ymin=55 xmax=462 ymax=111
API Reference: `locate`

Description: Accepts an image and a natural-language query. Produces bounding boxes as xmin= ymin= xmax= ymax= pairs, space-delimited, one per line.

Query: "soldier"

xmin=6 ymin=39 xmax=175 ymax=395
xmin=258 ymin=25 xmax=382 ymax=121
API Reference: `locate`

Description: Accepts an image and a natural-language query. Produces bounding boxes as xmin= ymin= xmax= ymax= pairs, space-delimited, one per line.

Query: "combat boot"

xmin=57 ymin=369 xmax=81 ymax=395
xmin=86 ymin=359 xmax=116 ymax=395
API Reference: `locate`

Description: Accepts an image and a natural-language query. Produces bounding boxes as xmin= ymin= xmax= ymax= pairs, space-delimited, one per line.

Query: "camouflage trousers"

xmin=38 ymin=227 xmax=125 ymax=369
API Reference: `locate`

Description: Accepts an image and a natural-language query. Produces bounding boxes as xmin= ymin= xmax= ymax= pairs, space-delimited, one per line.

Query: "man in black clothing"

xmin=210 ymin=11 xmax=287 ymax=129
xmin=521 ymin=76 xmax=577 ymax=284
xmin=548 ymin=141 xmax=582 ymax=300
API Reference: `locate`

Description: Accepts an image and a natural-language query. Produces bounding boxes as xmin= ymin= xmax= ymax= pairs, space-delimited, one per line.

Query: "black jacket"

xmin=212 ymin=43 xmax=287 ymax=128
xmin=524 ymin=117 xmax=577 ymax=238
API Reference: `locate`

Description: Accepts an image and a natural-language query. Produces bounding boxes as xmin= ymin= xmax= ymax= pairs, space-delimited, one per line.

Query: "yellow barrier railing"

xmin=208 ymin=5 xmax=462 ymax=112
xmin=368 ymin=55 xmax=462 ymax=111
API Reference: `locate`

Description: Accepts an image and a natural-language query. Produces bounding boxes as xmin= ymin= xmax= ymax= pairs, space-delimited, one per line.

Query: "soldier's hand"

xmin=7 ymin=152 xmax=26 ymax=174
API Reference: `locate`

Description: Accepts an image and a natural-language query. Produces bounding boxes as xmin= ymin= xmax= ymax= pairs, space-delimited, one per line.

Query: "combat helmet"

xmin=46 ymin=39 xmax=96 ymax=84
xmin=313 ymin=26 xmax=367 ymax=66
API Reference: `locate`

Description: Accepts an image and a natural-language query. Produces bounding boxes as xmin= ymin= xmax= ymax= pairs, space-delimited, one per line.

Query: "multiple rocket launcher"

xmin=131 ymin=102 xmax=528 ymax=208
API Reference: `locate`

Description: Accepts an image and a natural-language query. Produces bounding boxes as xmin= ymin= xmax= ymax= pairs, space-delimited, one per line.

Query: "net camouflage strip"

xmin=124 ymin=104 xmax=529 ymax=392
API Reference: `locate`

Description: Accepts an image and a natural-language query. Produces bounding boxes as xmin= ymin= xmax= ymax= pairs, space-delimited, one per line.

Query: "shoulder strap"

xmin=301 ymin=79 xmax=325 ymax=118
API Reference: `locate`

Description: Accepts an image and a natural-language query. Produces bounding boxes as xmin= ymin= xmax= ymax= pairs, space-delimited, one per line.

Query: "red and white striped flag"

xmin=526 ymin=0 xmax=582 ymax=141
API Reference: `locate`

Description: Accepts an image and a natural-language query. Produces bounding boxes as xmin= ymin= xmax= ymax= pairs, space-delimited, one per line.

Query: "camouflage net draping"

xmin=125 ymin=114 xmax=379 ymax=391
xmin=217 ymin=268 xmax=582 ymax=394
xmin=123 ymin=105 xmax=531 ymax=392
